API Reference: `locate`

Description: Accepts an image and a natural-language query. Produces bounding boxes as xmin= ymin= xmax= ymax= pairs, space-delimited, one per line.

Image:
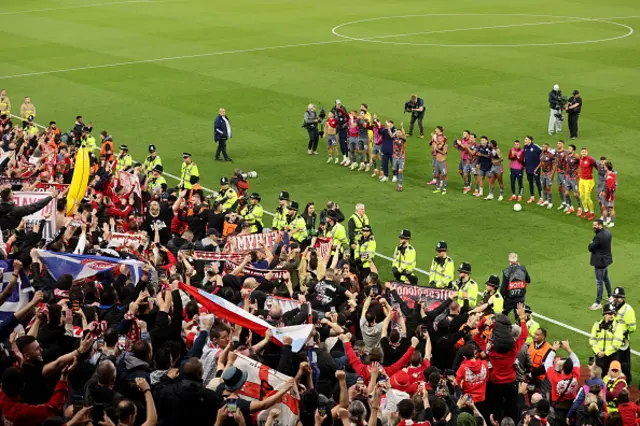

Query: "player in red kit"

xmin=555 ymin=140 xmax=569 ymax=211
xmin=454 ymin=130 xmax=471 ymax=191
xmin=324 ymin=111 xmax=339 ymax=164
xmin=579 ymin=147 xmax=598 ymax=220
xmin=563 ymin=144 xmax=583 ymax=215
xmin=602 ymin=161 xmax=617 ymax=227
xmin=427 ymin=126 xmax=445 ymax=185
xmin=535 ymin=143 xmax=556 ymax=209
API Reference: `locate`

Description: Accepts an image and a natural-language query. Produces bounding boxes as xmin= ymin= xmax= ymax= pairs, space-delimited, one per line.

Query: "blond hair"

xmin=584 ymin=393 xmax=599 ymax=413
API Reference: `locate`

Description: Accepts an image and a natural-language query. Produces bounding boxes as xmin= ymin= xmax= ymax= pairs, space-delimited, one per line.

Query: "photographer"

xmin=405 ymin=94 xmax=425 ymax=138
xmin=548 ymin=84 xmax=563 ymax=136
xmin=304 ymin=104 xmax=320 ymax=155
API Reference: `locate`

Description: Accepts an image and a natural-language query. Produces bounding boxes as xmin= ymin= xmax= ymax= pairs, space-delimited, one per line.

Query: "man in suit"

xmin=588 ymin=218 xmax=613 ymax=310
xmin=214 ymin=107 xmax=232 ymax=162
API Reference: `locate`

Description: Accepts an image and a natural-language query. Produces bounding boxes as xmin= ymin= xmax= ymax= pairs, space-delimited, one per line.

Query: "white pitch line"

xmin=159 ymin=169 xmax=639 ymax=355
xmin=0 ymin=0 xmax=169 ymax=16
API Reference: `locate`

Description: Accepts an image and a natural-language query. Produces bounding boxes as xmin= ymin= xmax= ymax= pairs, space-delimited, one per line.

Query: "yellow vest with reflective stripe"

xmin=144 ymin=155 xmax=162 ymax=178
xmin=456 ymin=279 xmax=478 ymax=307
xmin=116 ymin=154 xmax=132 ymax=171
xmin=290 ymin=216 xmax=308 ymax=243
xmin=526 ymin=318 xmax=540 ymax=345
xmin=329 ymin=223 xmax=348 ymax=253
xmin=489 ymin=292 xmax=504 ymax=316
xmin=181 ymin=162 xmax=199 ymax=189
xmin=393 ymin=243 xmax=416 ymax=281
xmin=428 ymin=256 xmax=454 ymax=288
xmin=241 ymin=203 xmax=263 ymax=233
xmin=605 ymin=376 xmax=627 ymax=413
xmin=148 ymin=175 xmax=167 ymax=191
xmin=272 ymin=206 xmax=288 ymax=230
xmin=356 ymin=237 xmax=376 ymax=268
xmin=589 ymin=320 xmax=625 ymax=356
xmin=215 ymin=188 xmax=238 ymax=211
xmin=616 ymin=303 xmax=636 ymax=350
xmin=349 ymin=213 xmax=369 ymax=242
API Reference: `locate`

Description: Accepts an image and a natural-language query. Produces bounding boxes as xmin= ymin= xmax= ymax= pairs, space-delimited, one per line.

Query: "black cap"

xmin=573 ymin=89 xmax=580 ymax=95
xmin=279 ymin=191 xmax=290 ymax=201
xmin=486 ymin=275 xmax=500 ymax=287
xmin=249 ymin=192 xmax=261 ymax=201
xmin=613 ymin=287 xmax=625 ymax=298
xmin=603 ymin=303 xmax=616 ymax=315
xmin=152 ymin=164 xmax=163 ymax=173
xmin=326 ymin=210 xmax=339 ymax=221
xmin=207 ymin=228 xmax=221 ymax=237
xmin=399 ymin=229 xmax=411 ymax=239
xmin=220 ymin=177 xmax=229 ymax=185
xmin=436 ymin=240 xmax=448 ymax=251
xmin=183 ymin=152 xmax=192 ymax=159
xmin=120 ymin=145 xmax=128 ymax=151
xmin=524 ymin=305 xmax=533 ymax=314
xmin=362 ymin=225 xmax=372 ymax=233
xmin=458 ymin=262 xmax=471 ymax=274
xmin=148 ymin=144 xmax=156 ymax=153
xmin=289 ymin=200 xmax=299 ymax=211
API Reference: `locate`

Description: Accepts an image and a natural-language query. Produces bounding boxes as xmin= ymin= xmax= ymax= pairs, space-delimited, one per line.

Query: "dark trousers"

xmin=306 ymin=127 xmax=319 ymax=151
xmin=568 ymin=113 xmax=580 ymax=138
xmin=594 ymin=266 xmax=612 ymax=304
xmin=486 ymin=381 xmax=519 ymax=422
xmin=215 ymin=139 xmax=229 ymax=160
xmin=595 ymin=352 xmax=618 ymax=376
xmin=620 ymin=347 xmax=632 ymax=383
xmin=510 ymin=168 xmax=524 ymax=195
xmin=409 ymin=113 xmax=425 ymax=136
xmin=338 ymin=131 xmax=348 ymax=156
xmin=526 ymin=172 xmax=542 ymax=197
xmin=381 ymin=152 xmax=391 ymax=177
xmin=503 ymin=297 xmax=525 ymax=322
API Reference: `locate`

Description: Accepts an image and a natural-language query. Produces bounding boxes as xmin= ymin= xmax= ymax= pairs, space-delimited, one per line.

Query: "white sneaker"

xmin=476 ymin=190 xmax=483 ymax=198
xmin=498 ymin=195 xmax=504 ymax=201
xmin=327 ymin=157 xmax=333 ymax=164
xmin=562 ymin=206 xmax=570 ymax=212
xmin=607 ymin=222 xmax=615 ymax=228
xmin=359 ymin=162 xmax=366 ymax=171
xmin=335 ymin=157 xmax=339 ymax=164
xmin=541 ymin=201 xmax=548 ymax=207
xmin=380 ymin=176 xmax=389 ymax=182
xmin=339 ymin=159 xmax=346 ymax=166
xmin=557 ymin=203 xmax=566 ymax=211
xmin=350 ymin=163 xmax=358 ymax=170
xmin=344 ymin=159 xmax=351 ymax=167
xmin=484 ymin=194 xmax=494 ymax=200
xmin=589 ymin=303 xmax=602 ymax=311
xmin=392 ymin=176 xmax=397 ymax=183
xmin=547 ymin=203 xmax=553 ymax=209
xmin=307 ymin=149 xmax=312 ymax=155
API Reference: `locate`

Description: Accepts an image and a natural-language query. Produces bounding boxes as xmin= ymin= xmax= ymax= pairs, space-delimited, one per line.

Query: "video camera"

xmin=404 ymin=100 xmax=416 ymax=114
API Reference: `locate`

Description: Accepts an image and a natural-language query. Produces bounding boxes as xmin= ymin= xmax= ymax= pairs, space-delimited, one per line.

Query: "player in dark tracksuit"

xmin=523 ymin=136 xmax=542 ymax=203
xmin=332 ymin=101 xmax=349 ymax=165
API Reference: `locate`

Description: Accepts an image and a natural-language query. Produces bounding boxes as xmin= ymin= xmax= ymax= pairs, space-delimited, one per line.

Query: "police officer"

xmin=272 ymin=191 xmax=289 ymax=230
xmin=428 ymin=241 xmax=454 ymax=288
xmin=590 ymin=302 xmax=625 ymax=374
xmin=147 ymin=165 xmax=167 ymax=193
xmin=240 ymin=193 xmax=264 ymax=233
xmin=83 ymin=129 xmax=97 ymax=153
xmin=613 ymin=286 xmax=636 ymax=382
xmin=525 ymin=305 xmax=539 ymax=345
xmin=355 ymin=225 xmax=376 ymax=284
xmin=348 ymin=203 xmax=370 ymax=250
xmin=180 ymin=153 xmax=199 ymax=191
xmin=214 ymin=177 xmax=238 ymax=212
xmin=284 ymin=201 xmax=307 ymax=244
xmin=116 ymin=145 xmax=132 ymax=171
xmin=500 ymin=252 xmax=531 ymax=318
xmin=144 ymin=144 xmax=162 ymax=179
xmin=471 ymin=275 xmax=505 ymax=316
xmin=326 ymin=210 xmax=348 ymax=257
xmin=454 ymin=262 xmax=478 ymax=307
xmin=392 ymin=229 xmax=417 ymax=285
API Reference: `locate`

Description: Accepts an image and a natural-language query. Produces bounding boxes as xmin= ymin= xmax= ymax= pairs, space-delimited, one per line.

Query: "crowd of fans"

xmin=0 ymin=96 xmax=634 ymax=426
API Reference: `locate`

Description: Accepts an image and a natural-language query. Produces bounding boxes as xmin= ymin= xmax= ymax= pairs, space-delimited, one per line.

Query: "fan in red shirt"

xmin=456 ymin=344 xmax=489 ymax=410
xmin=543 ymin=340 xmax=581 ymax=419
xmin=579 ymin=147 xmax=598 ymax=220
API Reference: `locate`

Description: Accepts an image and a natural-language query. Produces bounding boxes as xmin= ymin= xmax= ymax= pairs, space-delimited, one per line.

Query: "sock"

xmin=566 ymin=195 xmax=572 ymax=207
xmin=576 ymin=195 xmax=583 ymax=209
xmin=519 ymin=187 xmax=523 ymax=196
xmin=611 ymin=215 xmax=615 ymax=223
xmin=372 ymin=158 xmax=377 ymax=169
xmin=548 ymin=192 xmax=552 ymax=203
xmin=398 ymin=173 xmax=403 ymax=186
xmin=359 ymin=153 xmax=364 ymax=163
xmin=444 ymin=181 xmax=448 ymax=190
xmin=559 ymin=192 xmax=565 ymax=204
xmin=489 ymin=187 xmax=494 ymax=196
xmin=500 ymin=187 xmax=504 ymax=196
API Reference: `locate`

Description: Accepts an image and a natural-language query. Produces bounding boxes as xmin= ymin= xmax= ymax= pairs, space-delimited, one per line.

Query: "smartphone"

xmin=226 ymin=398 xmax=238 ymax=414
xmin=392 ymin=303 xmax=400 ymax=310
xmin=92 ymin=404 xmax=105 ymax=424
xmin=72 ymin=395 xmax=84 ymax=414
xmin=330 ymin=306 xmax=336 ymax=314
xmin=157 ymin=269 xmax=167 ymax=280
xmin=588 ymin=356 xmax=595 ymax=366
xmin=318 ymin=406 xmax=327 ymax=417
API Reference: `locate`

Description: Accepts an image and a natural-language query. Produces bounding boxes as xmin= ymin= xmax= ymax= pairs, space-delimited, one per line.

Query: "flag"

xmin=37 ymin=250 xmax=144 ymax=282
xmin=119 ymin=170 xmax=141 ymax=198
xmin=178 ymin=283 xmax=313 ymax=352
xmin=233 ymin=353 xmax=300 ymax=426
xmin=0 ymin=260 xmax=34 ymax=324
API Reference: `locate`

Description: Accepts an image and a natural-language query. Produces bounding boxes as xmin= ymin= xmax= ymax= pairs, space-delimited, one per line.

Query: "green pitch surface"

xmin=2 ymin=0 xmax=639 ymax=376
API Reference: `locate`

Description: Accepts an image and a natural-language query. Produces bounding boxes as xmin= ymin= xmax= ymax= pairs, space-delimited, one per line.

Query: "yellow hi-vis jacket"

xmin=393 ymin=243 xmax=416 ymax=281
xmin=428 ymin=256 xmax=454 ymax=288
xmin=590 ymin=320 xmax=624 ymax=357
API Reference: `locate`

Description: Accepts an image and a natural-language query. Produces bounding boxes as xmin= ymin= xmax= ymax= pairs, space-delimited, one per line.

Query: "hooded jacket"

xmin=0 ymin=379 xmax=68 ymax=426
xmin=456 ymin=358 xmax=489 ymax=402
xmin=0 ymin=195 xmax=53 ymax=231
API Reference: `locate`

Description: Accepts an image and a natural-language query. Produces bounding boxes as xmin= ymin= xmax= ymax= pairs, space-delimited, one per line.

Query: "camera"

xmin=404 ymin=100 xmax=415 ymax=113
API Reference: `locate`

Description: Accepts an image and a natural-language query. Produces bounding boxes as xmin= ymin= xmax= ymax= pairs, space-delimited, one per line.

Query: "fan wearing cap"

xmin=604 ymin=360 xmax=627 ymax=414
xmin=453 ymin=262 xmax=478 ymax=307
xmin=214 ymin=177 xmax=238 ymax=212
xmin=326 ymin=209 xmax=348 ymax=256
xmin=143 ymin=144 xmax=162 ymax=179
xmin=612 ymin=286 xmax=635 ymax=382
xmin=392 ymin=230 xmax=417 ymax=285
xmin=589 ymin=302 xmax=625 ymax=374
xmin=428 ymin=241 xmax=453 ymax=288
xmin=283 ymin=201 xmax=307 ymax=244
xmin=146 ymin=165 xmax=167 ymax=193
xmin=271 ymin=191 xmax=289 ymax=231
xmin=240 ymin=193 xmax=263 ymax=233
xmin=180 ymin=153 xmax=199 ymax=190
xmin=354 ymin=225 xmax=376 ymax=283
xmin=115 ymin=145 xmax=132 ymax=172
xmin=470 ymin=275 xmax=504 ymax=317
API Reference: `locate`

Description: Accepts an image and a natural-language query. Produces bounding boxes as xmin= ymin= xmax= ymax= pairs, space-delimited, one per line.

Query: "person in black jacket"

xmin=500 ymin=252 xmax=531 ymax=320
xmin=547 ymin=84 xmax=563 ymax=136
xmin=567 ymin=89 xmax=583 ymax=139
xmin=588 ymin=219 xmax=613 ymax=310
xmin=0 ymin=186 xmax=58 ymax=232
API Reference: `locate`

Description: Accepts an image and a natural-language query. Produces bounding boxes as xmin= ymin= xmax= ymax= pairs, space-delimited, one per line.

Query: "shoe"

xmin=537 ymin=199 xmax=545 ymax=206
xmin=313 ymin=151 xmax=319 ymax=155
xmin=473 ymin=189 xmax=479 ymax=196
xmin=548 ymin=132 xmax=554 ymax=136
xmin=392 ymin=176 xmax=397 ymax=183
xmin=350 ymin=163 xmax=358 ymax=170
xmin=517 ymin=195 xmax=523 ymax=202
xmin=365 ymin=164 xmax=371 ymax=172
xmin=476 ymin=190 xmax=483 ymax=198
xmin=442 ymin=189 xmax=447 ymax=195
xmin=589 ymin=303 xmax=602 ymax=311
xmin=327 ymin=157 xmax=333 ymax=163
xmin=509 ymin=195 xmax=516 ymax=201
xmin=557 ymin=203 xmax=566 ymax=211
xmin=344 ymin=159 xmax=351 ymax=167
xmin=396 ymin=185 xmax=403 ymax=192
xmin=427 ymin=179 xmax=437 ymax=185
xmin=547 ymin=203 xmax=553 ymax=209
xmin=215 ymin=157 xmax=223 ymax=161
xmin=335 ymin=157 xmax=339 ymax=164
xmin=498 ymin=195 xmax=504 ymax=201
xmin=419 ymin=135 xmax=425 ymax=139
xmin=463 ymin=187 xmax=470 ymax=194
xmin=372 ymin=169 xmax=379 ymax=177
xmin=607 ymin=222 xmax=615 ymax=228
xmin=587 ymin=213 xmax=596 ymax=221
xmin=433 ymin=188 xmax=441 ymax=194
xmin=570 ymin=136 xmax=577 ymax=140
xmin=380 ymin=176 xmax=389 ymax=182
xmin=565 ymin=207 xmax=574 ymax=215
xmin=528 ymin=197 xmax=535 ymax=204
xmin=582 ymin=210 xmax=590 ymax=219
xmin=224 ymin=158 xmax=233 ymax=162
xmin=484 ymin=194 xmax=494 ymax=200
xmin=339 ymin=159 xmax=346 ymax=166
xmin=359 ymin=162 xmax=366 ymax=171
xmin=576 ymin=208 xmax=583 ymax=216
xmin=307 ymin=149 xmax=312 ymax=155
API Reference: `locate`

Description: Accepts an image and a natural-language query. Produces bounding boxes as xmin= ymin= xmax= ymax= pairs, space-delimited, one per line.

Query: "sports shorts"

xmin=434 ymin=160 xmax=447 ymax=176
xmin=458 ymin=159 xmax=465 ymax=172
xmin=556 ymin=173 xmax=566 ymax=186
xmin=357 ymin=137 xmax=367 ymax=151
xmin=542 ymin=174 xmax=553 ymax=187
xmin=348 ymin=137 xmax=358 ymax=151
xmin=327 ymin=134 xmax=337 ymax=147
xmin=565 ymin=178 xmax=578 ymax=192
xmin=372 ymin=144 xmax=382 ymax=155
xmin=489 ymin=164 xmax=503 ymax=177
xmin=478 ymin=168 xmax=490 ymax=177
xmin=468 ymin=163 xmax=478 ymax=175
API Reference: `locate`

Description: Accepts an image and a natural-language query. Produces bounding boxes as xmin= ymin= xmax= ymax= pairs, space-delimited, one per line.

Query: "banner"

xmin=225 ymin=231 xmax=281 ymax=252
xmin=192 ymin=251 xmax=246 ymax=262
xmin=232 ymin=354 xmax=300 ymax=426
xmin=265 ymin=295 xmax=305 ymax=315
xmin=13 ymin=191 xmax=57 ymax=239
xmin=391 ymin=282 xmax=456 ymax=310
xmin=37 ymin=250 xmax=145 ymax=283
xmin=0 ymin=178 xmax=68 ymax=193
xmin=224 ymin=259 xmax=288 ymax=280
xmin=179 ymin=283 xmax=313 ymax=352
xmin=314 ymin=237 xmax=331 ymax=259
xmin=107 ymin=232 xmax=144 ymax=248
xmin=119 ymin=170 xmax=141 ymax=198
xmin=0 ymin=261 xmax=34 ymax=325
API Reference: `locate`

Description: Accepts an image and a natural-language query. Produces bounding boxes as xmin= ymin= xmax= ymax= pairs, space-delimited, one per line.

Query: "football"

xmin=513 ymin=203 xmax=523 ymax=212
